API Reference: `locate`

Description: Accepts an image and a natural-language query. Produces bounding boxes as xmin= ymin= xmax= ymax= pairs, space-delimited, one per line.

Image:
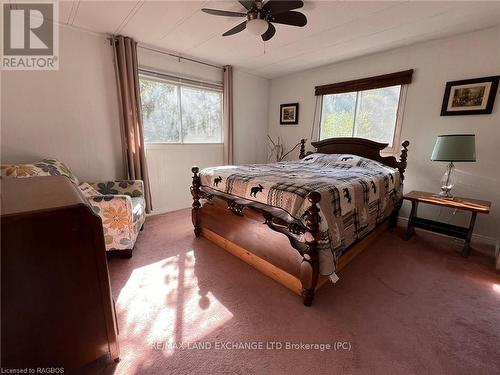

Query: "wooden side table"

xmin=403 ymin=190 xmax=491 ymax=257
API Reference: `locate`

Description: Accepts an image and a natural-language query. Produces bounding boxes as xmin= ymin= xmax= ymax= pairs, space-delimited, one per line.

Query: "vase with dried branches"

xmin=267 ymin=135 xmax=303 ymax=162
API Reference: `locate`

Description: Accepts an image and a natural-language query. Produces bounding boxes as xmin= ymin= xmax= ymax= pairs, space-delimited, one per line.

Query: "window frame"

xmin=139 ymin=70 xmax=224 ymax=146
xmin=319 ymin=84 xmax=407 ymax=155
xmin=316 ymin=70 xmax=412 ymax=155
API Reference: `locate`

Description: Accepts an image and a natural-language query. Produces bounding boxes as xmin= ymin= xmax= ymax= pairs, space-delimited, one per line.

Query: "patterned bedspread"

xmin=199 ymin=153 xmax=401 ymax=276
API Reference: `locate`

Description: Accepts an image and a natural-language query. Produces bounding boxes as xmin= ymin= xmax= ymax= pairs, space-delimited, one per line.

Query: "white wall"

xmin=1 ymin=26 xmax=123 ymax=182
xmin=233 ymin=70 xmax=269 ymax=165
xmin=268 ymin=26 xmax=500 ymax=241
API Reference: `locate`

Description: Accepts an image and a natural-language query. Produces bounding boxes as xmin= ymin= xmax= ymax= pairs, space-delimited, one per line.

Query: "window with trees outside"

xmin=139 ymin=72 xmax=223 ymax=144
xmin=320 ymin=85 xmax=404 ymax=149
xmin=316 ymin=70 xmax=412 ymax=153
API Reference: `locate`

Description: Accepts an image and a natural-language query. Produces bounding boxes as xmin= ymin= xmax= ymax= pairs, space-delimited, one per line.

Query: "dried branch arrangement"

xmin=267 ymin=135 xmax=303 ymax=162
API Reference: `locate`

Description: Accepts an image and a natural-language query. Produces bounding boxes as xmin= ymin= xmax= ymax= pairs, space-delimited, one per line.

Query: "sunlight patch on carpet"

xmin=115 ymin=250 xmax=233 ymax=358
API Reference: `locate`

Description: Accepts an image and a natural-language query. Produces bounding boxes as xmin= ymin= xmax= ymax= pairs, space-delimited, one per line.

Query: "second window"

xmin=320 ymin=85 xmax=404 ymax=148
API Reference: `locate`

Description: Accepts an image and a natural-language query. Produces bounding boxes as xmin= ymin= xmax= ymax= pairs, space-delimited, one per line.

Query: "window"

xmin=139 ymin=72 xmax=222 ymax=144
xmin=316 ymin=70 xmax=413 ymax=152
xmin=320 ymin=85 xmax=402 ymax=146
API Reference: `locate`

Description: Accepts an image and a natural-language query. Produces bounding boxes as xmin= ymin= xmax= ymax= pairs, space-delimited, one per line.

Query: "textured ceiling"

xmin=14 ymin=0 xmax=500 ymax=78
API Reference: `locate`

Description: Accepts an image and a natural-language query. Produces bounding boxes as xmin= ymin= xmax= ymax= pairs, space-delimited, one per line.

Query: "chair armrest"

xmin=87 ymin=194 xmax=133 ymax=216
xmin=87 ymin=194 xmax=134 ymax=242
xmin=88 ymin=180 xmax=144 ymax=198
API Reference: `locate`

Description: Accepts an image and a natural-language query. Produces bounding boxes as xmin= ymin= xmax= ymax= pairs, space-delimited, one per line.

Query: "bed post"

xmin=300 ymin=191 xmax=321 ymax=306
xmin=191 ymin=166 xmax=202 ymax=237
xmin=398 ymin=140 xmax=410 ymax=182
xmin=390 ymin=140 xmax=410 ymax=227
xmin=299 ymin=139 xmax=307 ymax=159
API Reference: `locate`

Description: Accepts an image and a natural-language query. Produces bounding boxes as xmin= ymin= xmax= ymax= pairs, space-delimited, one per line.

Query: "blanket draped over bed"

xmin=199 ymin=153 xmax=401 ymax=276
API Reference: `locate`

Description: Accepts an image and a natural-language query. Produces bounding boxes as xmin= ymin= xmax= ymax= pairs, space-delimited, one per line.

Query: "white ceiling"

xmin=15 ymin=1 xmax=500 ymax=78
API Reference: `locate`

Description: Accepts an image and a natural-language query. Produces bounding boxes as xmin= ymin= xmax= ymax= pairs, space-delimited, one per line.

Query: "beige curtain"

xmin=223 ymin=65 xmax=234 ymax=165
xmin=111 ymin=35 xmax=152 ymax=212
xmin=310 ymin=95 xmax=323 ymax=141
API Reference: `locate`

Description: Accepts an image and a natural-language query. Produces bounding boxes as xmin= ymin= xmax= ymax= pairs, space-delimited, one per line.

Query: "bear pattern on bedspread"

xmin=199 ymin=153 xmax=401 ymax=276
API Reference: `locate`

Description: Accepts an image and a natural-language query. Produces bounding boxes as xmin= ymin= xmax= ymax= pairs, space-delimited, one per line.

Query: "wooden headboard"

xmin=299 ymin=137 xmax=410 ymax=181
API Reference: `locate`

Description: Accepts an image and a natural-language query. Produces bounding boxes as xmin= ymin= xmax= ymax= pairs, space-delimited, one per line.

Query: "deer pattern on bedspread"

xmin=199 ymin=153 xmax=402 ymax=275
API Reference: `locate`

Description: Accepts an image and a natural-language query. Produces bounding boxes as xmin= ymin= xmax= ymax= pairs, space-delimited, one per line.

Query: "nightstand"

xmin=403 ymin=190 xmax=491 ymax=257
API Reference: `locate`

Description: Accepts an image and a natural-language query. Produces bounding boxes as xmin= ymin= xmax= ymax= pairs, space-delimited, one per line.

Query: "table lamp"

xmin=431 ymin=134 xmax=476 ymax=198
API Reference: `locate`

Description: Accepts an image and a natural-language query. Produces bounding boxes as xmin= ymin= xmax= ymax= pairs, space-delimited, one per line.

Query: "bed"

xmin=190 ymin=137 xmax=410 ymax=306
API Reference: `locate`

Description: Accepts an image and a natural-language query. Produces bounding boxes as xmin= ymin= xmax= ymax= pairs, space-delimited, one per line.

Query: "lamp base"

xmin=437 ymin=162 xmax=456 ymax=200
xmin=437 ymin=190 xmax=454 ymax=199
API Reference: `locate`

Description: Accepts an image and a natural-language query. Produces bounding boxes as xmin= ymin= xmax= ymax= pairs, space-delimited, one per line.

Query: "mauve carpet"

xmin=80 ymin=209 xmax=500 ymax=375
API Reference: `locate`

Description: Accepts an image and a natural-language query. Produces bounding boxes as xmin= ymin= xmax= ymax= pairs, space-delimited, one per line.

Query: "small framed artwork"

xmin=280 ymin=103 xmax=299 ymax=125
xmin=441 ymin=75 xmax=499 ymax=116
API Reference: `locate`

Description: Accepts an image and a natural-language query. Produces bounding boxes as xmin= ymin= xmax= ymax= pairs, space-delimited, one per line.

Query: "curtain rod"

xmin=139 ymin=67 xmax=223 ymax=90
xmin=137 ymin=45 xmax=224 ymax=71
xmin=106 ymin=36 xmax=224 ymax=70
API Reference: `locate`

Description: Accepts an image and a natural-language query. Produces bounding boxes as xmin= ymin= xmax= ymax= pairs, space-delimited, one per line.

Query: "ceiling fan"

xmin=201 ymin=0 xmax=307 ymax=41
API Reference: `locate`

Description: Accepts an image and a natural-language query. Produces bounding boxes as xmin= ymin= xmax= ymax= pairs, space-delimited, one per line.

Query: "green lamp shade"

xmin=431 ymin=134 xmax=476 ymax=162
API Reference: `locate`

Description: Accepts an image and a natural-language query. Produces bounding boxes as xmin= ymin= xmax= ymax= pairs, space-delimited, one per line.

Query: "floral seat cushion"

xmin=94 ymin=180 xmax=144 ymax=197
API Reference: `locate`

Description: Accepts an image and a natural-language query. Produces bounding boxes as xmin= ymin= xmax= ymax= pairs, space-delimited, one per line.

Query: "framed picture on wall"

xmin=280 ymin=103 xmax=299 ymax=125
xmin=440 ymin=75 xmax=499 ymax=116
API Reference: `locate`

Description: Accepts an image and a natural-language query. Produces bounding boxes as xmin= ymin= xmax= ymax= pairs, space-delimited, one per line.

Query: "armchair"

xmin=1 ymin=159 xmax=146 ymax=258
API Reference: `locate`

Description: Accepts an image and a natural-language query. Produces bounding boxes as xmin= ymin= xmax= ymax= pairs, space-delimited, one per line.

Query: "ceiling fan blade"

xmin=222 ymin=21 xmax=247 ymax=36
xmin=263 ymin=0 xmax=304 ymax=15
xmin=261 ymin=23 xmax=276 ymax=41
xmin=238 ymin=1 xmax=254 ymax=11
xmin=202 ymin=8 xmax=247 ymax=17
xmin=270 ymin=11 xmax=307 ymax=27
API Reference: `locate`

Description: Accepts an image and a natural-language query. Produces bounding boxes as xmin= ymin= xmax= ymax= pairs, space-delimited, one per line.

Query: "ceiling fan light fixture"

xmin=246 ymin=18 xmax=268 ymax=36
xmin=203 ymin=0 xmax=307 ymax=41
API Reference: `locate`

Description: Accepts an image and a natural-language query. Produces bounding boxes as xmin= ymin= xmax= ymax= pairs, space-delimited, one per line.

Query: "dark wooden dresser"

xmin=1 ymin=176 xmax=119 ymax=370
